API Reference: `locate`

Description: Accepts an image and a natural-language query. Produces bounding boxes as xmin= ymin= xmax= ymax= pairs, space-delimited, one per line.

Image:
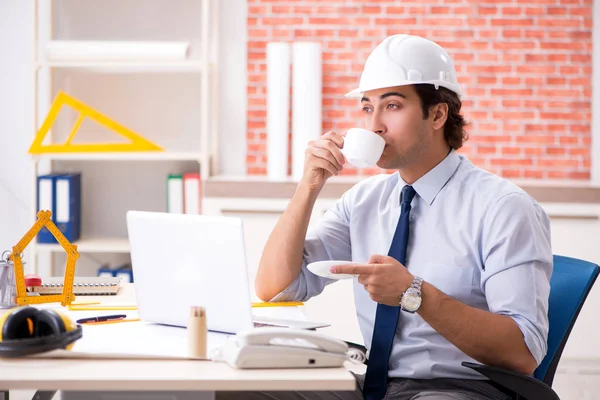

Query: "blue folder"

xmin=96 ymin=263 xmax=134 ymax=283
xmin=36 ymin=174 xmax=59 ymax=244
xmin=37 ymin=173 xmax=82 ymax=243
xmin=54 ymin=173 xmax=81 ymax=243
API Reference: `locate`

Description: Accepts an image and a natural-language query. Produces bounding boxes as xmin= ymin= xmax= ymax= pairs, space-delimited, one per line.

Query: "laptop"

xmin=125 ymin=210 xmax=329 ymax=334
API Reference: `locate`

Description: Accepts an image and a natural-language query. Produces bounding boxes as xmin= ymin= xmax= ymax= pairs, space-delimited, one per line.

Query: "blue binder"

xmin=97 ymin=263 xmax=113 ymax=278
xmin=114 ymin=263 xmax=134 ymax=283
xmin=36 ymin=174 xmax=59 ymax=244
xmin=96 ymin=263 xmax=134 ymax=283
xmin=54 ymin=173 xmax=82 ymax=242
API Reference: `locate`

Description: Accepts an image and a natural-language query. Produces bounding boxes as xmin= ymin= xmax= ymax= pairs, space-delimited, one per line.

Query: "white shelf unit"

xmin=34 ymin=152 xmax=207 ymax=162
xmin=29 ymin=0 xmax=219 ymax=276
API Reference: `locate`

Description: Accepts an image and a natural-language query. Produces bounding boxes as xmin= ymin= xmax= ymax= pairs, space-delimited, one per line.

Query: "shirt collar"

xmin=398 ymin=150 xmax=461 ymax=205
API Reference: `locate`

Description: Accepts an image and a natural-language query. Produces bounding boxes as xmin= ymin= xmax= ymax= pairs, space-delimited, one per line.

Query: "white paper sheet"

xmin=44 ymin=41 xmax=190 ymax=62
xmin=252 ymin=307 xmax=308 ymax=321
xmin=266 ymin=42 xmax=291 ymax=180
xmin=30 ymin=321 xmax=231 ymax=360
xmin=292 ymin=42 xmax=322 ymax=181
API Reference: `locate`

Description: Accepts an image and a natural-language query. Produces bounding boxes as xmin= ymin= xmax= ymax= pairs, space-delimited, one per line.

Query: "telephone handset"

xmin=220 ymin=327 xmax=349 ymax=369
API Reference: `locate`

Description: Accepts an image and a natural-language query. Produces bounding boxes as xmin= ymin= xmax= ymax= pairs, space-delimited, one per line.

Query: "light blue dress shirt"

xmin=273 ymin=150 xmax=553 ymax=380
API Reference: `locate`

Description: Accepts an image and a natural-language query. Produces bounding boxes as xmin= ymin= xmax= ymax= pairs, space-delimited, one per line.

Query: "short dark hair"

xmin=413 ymin=84 xmax=469 ymax=150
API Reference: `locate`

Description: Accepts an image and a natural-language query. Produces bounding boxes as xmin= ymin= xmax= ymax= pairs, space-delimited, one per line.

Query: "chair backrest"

xmin=534 ymin=255 xmax=600 ymax=385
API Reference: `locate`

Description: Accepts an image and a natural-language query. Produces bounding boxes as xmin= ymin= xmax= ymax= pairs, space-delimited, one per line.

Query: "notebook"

xmin=38 ymin=277 xmax=122 ymax=296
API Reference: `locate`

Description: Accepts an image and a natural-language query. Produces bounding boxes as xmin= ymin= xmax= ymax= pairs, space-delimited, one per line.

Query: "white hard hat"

xmin=345 ymin=34 xmax=463 ymax=98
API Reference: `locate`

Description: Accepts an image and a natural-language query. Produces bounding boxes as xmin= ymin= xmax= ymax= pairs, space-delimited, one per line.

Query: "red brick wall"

xmin=246 ymin=0 xmax=592 ymax=180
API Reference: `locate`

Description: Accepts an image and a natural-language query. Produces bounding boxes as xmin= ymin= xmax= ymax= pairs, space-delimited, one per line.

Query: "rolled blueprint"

xmin=292 ymin=42 xmax=322 ymax=181
xmin=44 ymin=41 xmax=190 ymax=62
xmin=266 ymin=42 xmax=291 ymax=180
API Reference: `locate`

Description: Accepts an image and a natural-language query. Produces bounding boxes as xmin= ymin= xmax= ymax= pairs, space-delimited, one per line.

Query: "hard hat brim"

xmin=345 ymin=81 xmax=462 ymax=99
xmin=344 ymin=87 xmax=363 ymax=98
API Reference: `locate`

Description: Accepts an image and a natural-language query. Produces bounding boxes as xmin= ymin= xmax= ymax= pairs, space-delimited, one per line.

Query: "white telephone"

xmin=219 ymin=327 xmax=349 ymax=369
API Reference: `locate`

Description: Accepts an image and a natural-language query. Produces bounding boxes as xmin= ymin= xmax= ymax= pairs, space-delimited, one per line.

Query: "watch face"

xmin=402 ymin=292 xmax=422 ymax=312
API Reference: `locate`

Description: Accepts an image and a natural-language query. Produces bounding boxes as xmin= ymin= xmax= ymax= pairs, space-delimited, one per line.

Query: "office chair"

xmin=462 ymin=254 xmax=600 ymax=400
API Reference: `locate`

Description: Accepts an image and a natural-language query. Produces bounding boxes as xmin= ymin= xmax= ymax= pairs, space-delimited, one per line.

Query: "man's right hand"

xmin=301 ymin=131 xmax=346 ymax=191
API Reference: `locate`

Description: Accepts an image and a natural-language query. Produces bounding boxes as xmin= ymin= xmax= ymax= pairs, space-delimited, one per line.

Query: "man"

xmin=220 ymin=34 xmax=552 ymax=400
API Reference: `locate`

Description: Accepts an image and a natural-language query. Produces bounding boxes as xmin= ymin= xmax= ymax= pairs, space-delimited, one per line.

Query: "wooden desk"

xmin=0 ymin=283 xmax=356 ymax=396
xmin=0 ymin=358 xmax=355 ymax=392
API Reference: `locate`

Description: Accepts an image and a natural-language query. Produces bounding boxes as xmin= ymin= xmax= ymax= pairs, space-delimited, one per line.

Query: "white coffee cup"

xmin=341 ymin=128 xmax=385 ymax=168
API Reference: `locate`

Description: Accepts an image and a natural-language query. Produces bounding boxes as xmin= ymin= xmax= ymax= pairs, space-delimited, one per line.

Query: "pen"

xmin=81 ymin=318 xmax=141 ymax=326
xmin=76 ymin=314 xmax=127 ymax=324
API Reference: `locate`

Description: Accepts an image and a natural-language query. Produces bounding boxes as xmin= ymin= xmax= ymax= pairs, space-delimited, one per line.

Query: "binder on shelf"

xmin=167 ymin=174 xmax=184 ymax=214
xmin=36 ymin=174 xmax=58 ymax=244
xmin=55 ymin=173 xmax=82 ymax=242
xmin=96 ymin=263 xmax=133 ymax=283
xmin=97 ymin=264 xmax=113 ymax=278
xmin=183 ymin=173 xmax=202 ymax=215
xmin=37 ymin=172 xmax=82 ymax=243
xmin=114 ymin=263 xmax=134 ymax=283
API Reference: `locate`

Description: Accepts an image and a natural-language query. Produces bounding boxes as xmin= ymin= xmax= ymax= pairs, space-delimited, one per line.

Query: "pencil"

xmin=68 ymin=305 xmax=138 ymax=311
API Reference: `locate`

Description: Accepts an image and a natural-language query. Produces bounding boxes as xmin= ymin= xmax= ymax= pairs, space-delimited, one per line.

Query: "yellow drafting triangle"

xmin=29 ymin=91 xmax=163 ymax=153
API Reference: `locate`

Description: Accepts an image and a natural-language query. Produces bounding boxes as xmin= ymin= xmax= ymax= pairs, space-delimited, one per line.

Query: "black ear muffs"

xmin=2 ymin=306 xmax=39 ymax=341
xmin=34 ymin=307 xmax=67 ymax=337
xmin=0 ymin=306 xmax=82 ymax=357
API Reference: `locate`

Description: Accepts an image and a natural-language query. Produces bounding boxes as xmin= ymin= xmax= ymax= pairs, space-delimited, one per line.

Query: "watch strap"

xmin=409 ymin=276 xmax=423 ymax=294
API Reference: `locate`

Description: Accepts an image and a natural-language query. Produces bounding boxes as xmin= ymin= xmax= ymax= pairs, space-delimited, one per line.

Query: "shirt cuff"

xmin=268 ymin=272 xmax=307 ymax=302
xmin=509 ymin=313 xmax=547 ymax=367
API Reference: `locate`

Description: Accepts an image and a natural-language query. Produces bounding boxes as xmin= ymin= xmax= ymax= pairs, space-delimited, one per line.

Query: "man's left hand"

xmin=331 ymin=254 xmax=414 ymax=306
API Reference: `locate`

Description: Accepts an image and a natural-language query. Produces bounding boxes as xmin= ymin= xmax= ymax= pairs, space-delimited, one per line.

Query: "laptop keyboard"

xmin=254 ymin=321 xmax=287 ymax=328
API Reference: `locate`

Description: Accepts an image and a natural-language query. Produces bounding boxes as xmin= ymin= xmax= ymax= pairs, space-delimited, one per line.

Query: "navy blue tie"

xmin=363 ymin=185 xmax=417 ymax=400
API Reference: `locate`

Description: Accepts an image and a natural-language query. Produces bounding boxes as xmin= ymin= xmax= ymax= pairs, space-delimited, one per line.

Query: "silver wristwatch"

xmin=400 ymin=276 xmax=423 ymax=313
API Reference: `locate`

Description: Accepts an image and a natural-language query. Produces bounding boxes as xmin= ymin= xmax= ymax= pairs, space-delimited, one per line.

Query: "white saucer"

xmin=307 ymin=260 xmax=362 ymax=280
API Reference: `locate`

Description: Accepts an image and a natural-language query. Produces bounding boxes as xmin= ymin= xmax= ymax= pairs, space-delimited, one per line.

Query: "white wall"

xmin=0 ymin=0 xmax=35 ymax=257
xmin=0 ymin=0 xmax=246 ymax=260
